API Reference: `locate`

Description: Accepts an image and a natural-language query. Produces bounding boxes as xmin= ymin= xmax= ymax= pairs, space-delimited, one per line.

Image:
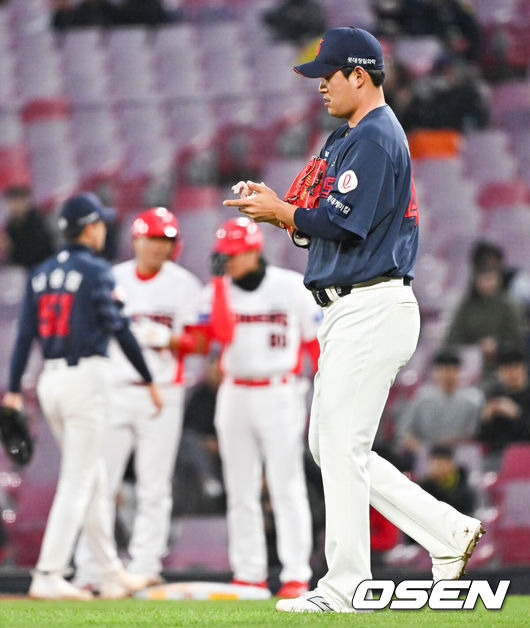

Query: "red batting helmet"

xmin=214 ymin=217 xmax=263 ymax=255
xmin=131 ymin=207 xmax=181 ymax=259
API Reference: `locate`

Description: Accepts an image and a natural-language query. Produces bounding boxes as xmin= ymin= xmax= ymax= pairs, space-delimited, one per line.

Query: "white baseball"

xmin=232 ymin=181 xmax=251 ymax=198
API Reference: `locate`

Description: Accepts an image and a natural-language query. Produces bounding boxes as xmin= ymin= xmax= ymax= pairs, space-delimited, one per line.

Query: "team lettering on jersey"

xmin=32 ymin=269 xmax=84 ymax=338
xmin=321 ymin=176 xmax=335 ymax=198
xmin=235 ymin=312 xmax=288 ymax=327
xmin=131 ymin=312 xmax=174 ymax=329
xmin=404 ymin=173 xmax=419 ymax=226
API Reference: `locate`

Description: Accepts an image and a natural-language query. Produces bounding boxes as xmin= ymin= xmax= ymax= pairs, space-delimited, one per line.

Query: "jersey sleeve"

xmin=322 ymin=138 xmax=395 ymax=239
xmin=93 ymin=265 xmax=153 ymax=382
xmin=8 ymin=276 xmax=38 ymax=393
xmin=91 ymin=264 xmax=128 ymax=334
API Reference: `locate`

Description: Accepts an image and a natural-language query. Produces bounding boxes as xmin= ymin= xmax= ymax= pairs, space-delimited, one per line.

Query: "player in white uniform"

xmin=201 ymin=217 xmax=321 ymax=598
xmin=75 ymin=207 xmax=202 ymax=588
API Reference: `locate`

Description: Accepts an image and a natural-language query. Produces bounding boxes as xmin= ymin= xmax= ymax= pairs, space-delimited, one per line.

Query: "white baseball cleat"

xmin=276 ymin=589 xmax=355 ymax=613
xmin=99 ymin=567 xmax=149 ymax=599
xmin=432 ymin=519 xmax=486 ymax=582
xmin=29 ymin=572 xmax=94 ymax=600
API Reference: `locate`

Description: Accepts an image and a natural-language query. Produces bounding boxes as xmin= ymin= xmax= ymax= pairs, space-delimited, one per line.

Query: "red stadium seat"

xmin=0 ymin=146 xmax=31 ymax=192
xmin=486 ymin=444 xmax=530 ymax=565
xmin=477 ymin=180 xmax=530 ymax=208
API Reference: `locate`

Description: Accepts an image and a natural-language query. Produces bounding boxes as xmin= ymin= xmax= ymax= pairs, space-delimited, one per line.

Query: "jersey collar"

xmin=135 ymin=266 xmax=160 ymax=281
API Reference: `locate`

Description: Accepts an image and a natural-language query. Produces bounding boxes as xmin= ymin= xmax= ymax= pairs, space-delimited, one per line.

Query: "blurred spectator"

xmin=419 ymin=445 xmax=476 ymax=515
xmin=444 ymin=264 xmax=524 ymax=381
xmin=473 ymin=239 xmax=530 ymax=309
xmin=2 ymin=186 xmax=56 ymax=270
xmin=173 ymin=355 xmax=224 ymax=514
xmin=118 ymin=0 xmax=175 ymax=26
xmin=480 ymin=23 xmax=529 ymax=82
xmin=374 ymin=0 xmax=481 ymax=61
xmin=471 ymin=240 xmax=530 ymax=358
xmin=396 ymin=349 xmax=483 ymax=458
xmin=382 ymin=59 xmax=415 ymax=125
xmin=399 ymin=55 xmax=489 ymax=132
xmin=52 ymin=0 xmax=76 ymax=30
xmin=262 ymin=0 xmax=326 ymax=45
xmin=471 ymin=240 xmax=503 ymax=269
xmin=52 ymin=0 xmax=176 ymax=29
xmin=478 ymin=347 xmax=530 ymax=469
xmin=52 ymin=0 xmax=119 ymax=29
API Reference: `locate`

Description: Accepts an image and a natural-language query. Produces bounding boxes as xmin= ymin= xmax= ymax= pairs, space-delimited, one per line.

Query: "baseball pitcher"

xmin=224 ymin=27 xmax=485 ymax=613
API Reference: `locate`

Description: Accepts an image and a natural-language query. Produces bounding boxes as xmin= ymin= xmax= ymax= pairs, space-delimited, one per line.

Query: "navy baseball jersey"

xmin=9 ymin=243 xmax=151 ymax=392
xmin=301 ymin=105 xmax=418 ymax=290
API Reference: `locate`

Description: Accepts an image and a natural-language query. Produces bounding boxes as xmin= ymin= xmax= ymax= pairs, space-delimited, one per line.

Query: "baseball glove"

xmin=0 ymin=405 xmax=34 ymax=466
xmin=282 ymin=156 xmax=327 ymax=248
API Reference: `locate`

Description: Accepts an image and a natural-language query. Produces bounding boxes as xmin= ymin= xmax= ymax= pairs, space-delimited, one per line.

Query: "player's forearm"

xmin=274 ymin=201 xmax=298 ymax=228
xmin=114 ymin=326 xmax=153 ymax=383
xmin=294 ymin=206 xmax=357 ymax=241
xmin=8 ymin=334 xmax=34 ymax=393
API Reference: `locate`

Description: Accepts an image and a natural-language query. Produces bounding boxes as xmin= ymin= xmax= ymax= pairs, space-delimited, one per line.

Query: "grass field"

xmin=0 ymin=596 xmax=528 ymax=628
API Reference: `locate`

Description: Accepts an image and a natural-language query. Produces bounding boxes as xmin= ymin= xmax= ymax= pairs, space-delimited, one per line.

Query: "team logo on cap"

xmin=338 ymin=170 xmax=358 ymax=193
xmin=316 ymin=38 xmax=323 ymax=56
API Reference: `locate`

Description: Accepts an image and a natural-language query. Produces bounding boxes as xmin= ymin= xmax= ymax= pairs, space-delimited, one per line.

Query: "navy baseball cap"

xmin=58 ymin=193 xmax=115 ymax=235
xmin=294 ymin=27 xmax=384 ymax=78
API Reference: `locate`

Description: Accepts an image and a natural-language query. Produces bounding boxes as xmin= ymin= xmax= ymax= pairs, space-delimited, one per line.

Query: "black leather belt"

xmin=312 ymin=276 xmax=411 ymax=307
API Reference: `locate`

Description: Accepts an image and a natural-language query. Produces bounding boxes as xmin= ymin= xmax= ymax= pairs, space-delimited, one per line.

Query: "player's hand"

xmin=2 ymin=392 xmax=23 ymax=412
xmin=223 ymin=181 xmax=297 ymax=227
xmin=147 ymin=382 xmax=164 ymax=417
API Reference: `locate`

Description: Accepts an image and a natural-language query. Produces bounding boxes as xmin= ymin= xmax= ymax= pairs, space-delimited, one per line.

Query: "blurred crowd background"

xmin=0 ymin=0 xmax=529 ymax=578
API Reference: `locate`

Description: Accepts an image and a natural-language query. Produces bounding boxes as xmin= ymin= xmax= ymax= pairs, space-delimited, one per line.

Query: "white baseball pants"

xmin=35 ymin=357 xmax=121 ymax=575
xmin=309 ymin=281 xmax=478 ymax=610
xmin=215 ymin=379 xmax=312 ymax=584
xmin=75 ymin=384 xmax=184 ymax=581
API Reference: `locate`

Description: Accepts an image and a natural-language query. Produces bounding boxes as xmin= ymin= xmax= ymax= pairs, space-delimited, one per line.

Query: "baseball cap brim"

xmin=294 ymin=60 xmax=344 ymax=78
